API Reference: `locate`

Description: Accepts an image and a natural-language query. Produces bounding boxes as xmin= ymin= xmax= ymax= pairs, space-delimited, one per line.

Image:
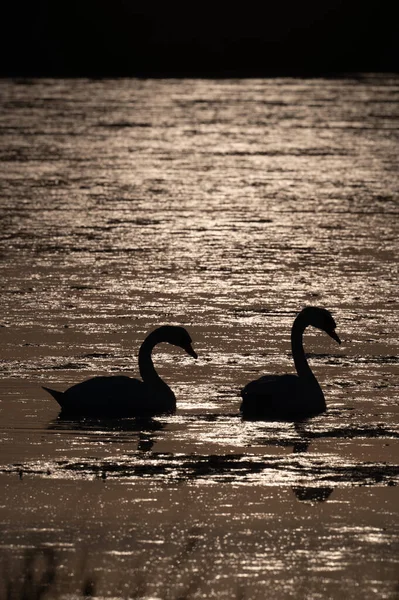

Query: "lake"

xmin=0 ymin=76 xmax=398 ymax=599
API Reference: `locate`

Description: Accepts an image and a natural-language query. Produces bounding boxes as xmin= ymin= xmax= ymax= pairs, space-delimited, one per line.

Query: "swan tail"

xmin=42 ymin=386 xmax=64 ymax=407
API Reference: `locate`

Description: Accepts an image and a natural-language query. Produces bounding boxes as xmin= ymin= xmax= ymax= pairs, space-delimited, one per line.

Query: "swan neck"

xmin=291 ymin=316 xmax=314 ymax=379
xmin=138 ymin=331 xmax=163 ymax=384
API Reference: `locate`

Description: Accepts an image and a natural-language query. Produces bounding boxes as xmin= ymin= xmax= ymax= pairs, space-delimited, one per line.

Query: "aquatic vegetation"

xmin=0 ymin=548 xmax=95 ymax=600
xmin=0 ymin=533 xmax=247 ymax=600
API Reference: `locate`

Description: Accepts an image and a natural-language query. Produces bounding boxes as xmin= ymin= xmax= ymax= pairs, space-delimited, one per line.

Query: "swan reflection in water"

xmin=48 ymin=416 xmax=165 ymax=453
xmin=43 ymin=326 xmax=197 ymax=418
xmin=292 ymin=486 xmax=334 ymax=502
xmin=291 ymin=421 xmax=334 ymax=503
xmin=240 ymin=306 xmax=341 ymax=420
xmin=45 ymin=417 xmax=336 ymax=497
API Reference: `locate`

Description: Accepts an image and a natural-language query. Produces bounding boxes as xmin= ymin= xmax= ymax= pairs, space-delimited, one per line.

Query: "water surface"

xmin=0 ymin=76 xmax=398 ymax=599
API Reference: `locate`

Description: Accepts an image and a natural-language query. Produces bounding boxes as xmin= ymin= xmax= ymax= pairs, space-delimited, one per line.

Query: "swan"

xmin=240 ymin=307 xmax=341 ymax=420
xmin=43 ymin=326 xmax=197 ymax=417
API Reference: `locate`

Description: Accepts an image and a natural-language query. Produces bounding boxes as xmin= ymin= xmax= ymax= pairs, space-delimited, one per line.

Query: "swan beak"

xmin=329 ymin=330 xmax=341 ymax=345
xmin=184 ymin=343 xmax=198 ymax=359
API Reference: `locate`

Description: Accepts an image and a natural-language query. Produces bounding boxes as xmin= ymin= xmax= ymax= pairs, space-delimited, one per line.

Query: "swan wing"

xmin=60 ymin=376 xmax=146 ymax=416
xmin=240 ymin=374 xmax=306 ymax=419
xmin=241 ymin=374 xmax=299 ymax=397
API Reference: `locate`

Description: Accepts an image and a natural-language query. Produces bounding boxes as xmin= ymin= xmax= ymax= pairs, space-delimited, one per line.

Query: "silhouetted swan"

xmin=240 ymin=307 xmax=341 ymax=420
xmin=43 ymin=326 xmax=197 ymax=417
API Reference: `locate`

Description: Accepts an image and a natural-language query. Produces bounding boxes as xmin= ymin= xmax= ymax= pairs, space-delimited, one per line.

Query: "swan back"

xmin=241 ymin=373 xmax=324 ymax=419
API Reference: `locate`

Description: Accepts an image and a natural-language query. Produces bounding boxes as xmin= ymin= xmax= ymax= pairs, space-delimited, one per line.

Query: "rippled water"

xmin=0 ymin=76 xmax=398 ymax=599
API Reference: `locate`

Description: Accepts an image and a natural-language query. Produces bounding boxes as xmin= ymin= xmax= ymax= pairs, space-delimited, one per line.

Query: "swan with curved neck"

xmin=43 ymin=326 xmax=197 ymax=417
xmin=240 ymin=307 xmax=341 ymax=420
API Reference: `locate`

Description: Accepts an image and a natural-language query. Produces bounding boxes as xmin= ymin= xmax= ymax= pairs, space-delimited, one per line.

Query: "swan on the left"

xmin=43 ymin=326 xmax=198 ymax=417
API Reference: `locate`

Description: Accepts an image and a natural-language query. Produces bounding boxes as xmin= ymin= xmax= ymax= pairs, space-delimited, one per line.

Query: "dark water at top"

xmin=0 ymin=76 xmax=398 ymax=599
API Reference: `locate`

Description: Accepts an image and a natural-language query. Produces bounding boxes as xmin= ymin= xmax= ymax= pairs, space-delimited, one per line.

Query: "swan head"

xmin=157 ymin=326 xmax=198 ymax=358
xmin=300 ymin=307 xmax=341 ymax=345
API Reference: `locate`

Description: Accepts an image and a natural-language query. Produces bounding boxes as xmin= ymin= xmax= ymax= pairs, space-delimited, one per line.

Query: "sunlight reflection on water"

xmin=0 ymin=76 xmax=398 ymax=599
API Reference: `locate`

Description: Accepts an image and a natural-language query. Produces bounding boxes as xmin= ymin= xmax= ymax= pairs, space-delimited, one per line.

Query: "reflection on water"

xmin=0 ymin=76 xmax=398 ymax=598
xmin=292 ymin=487 xmax=334 ymax=502
xmin=2 ymin=413 xmax=398 ymax=488
xmin=50 ymin=415 xmax=164 ymax=453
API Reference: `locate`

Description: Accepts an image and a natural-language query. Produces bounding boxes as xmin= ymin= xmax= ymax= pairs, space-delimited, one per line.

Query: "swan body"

xmin=43 ymin=326 xmax=197 ymax=417
xmin=240 ymin=307 xmax=341 ymax=420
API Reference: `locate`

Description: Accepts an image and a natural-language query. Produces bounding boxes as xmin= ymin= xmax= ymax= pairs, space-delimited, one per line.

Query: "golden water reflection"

xmin=0 ymin=76 xmax=398 ymax=598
